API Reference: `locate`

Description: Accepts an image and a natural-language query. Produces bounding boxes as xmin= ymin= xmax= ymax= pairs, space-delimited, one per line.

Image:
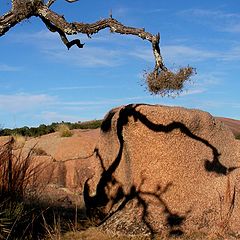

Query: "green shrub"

xmin=0 ymin=120 xmax=102 ymax=138
xmin=74 ymin=120 xmax=102 ymax=129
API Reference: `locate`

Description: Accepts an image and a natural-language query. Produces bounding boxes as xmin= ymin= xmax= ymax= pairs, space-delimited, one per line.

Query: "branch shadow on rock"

xmin=84 ymin=104 xmax=238 ymax=237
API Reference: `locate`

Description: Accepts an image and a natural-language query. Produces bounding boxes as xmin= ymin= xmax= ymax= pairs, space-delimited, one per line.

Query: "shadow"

xmin=84 ymin=104 xmax=238 ymax=237
xmin=0 ymin=138 xmax=90 ymax=239
xmin=7 ymin=200 xmax=89 ymax=240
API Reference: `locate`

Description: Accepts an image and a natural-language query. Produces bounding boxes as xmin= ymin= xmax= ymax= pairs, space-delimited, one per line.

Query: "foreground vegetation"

xmin=0 ymin=138 xmax=94 ymax=240
xmin=0 ymin=133 xmax=238 ymax=239
xmin=0 ymin=120 xmax=102 ymax=138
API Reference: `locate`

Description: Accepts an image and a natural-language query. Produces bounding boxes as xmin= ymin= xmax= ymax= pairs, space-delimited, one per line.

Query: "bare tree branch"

xmin=46 ymin=0 xmax=57 ymax=8
xmin=36 ymin=4 xmax=168 ymax=72
xmin=65 ymin=0 xmax=78 ymax=3
xmin=0 ymin=0 xmax=41 ymax=36
xmin=0 ymin=0 xmax=195 ymax=95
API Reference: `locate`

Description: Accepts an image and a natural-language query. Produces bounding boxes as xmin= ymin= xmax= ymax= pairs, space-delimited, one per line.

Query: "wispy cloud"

xmin=181 ymin=9 xmax=240 ymax=19
xmin=36 ymin=111 xmax=80 ymax=123
xmin=57 ymin=96 xmax=151 ymax=107
xmin=0 ymin=93 xmax=56 ymax=112
xmin=113 ymin=7 xmax=130 ymax=18
xmin=130 ymin=48 xmax=154 ymax=63
xmin=163 ymin=45 xmax=219 ymax=62
xmin=226 ymin=23 xmax=240 ymax=33
xmin=145 ymin=9 xmax=167 ymax=14
xmin=130 ymin=45 xmax=217 ymax=64
xmin=179 ymin=8 xmax=240 ymax=33
xmin=0 ymin=64 xmax=22 ymax=72
xmin=43 ymin=46 xmax=123 ymax=67
xmin=131 ymin=43 xmax=240 ymax=64
xmin=10 ymin=30 xmax=58 ymax=45
xmin=179 ymin=89 xmax=205 ymax=97
xmin=50 ymin=85 xmax=121 ymax=91
xmin=9 ymin=30 xmax=125 ymax=67
xmin=194 ymin=72 xmax=224 ymax=87
xmin=50 ymin=86 xmax=105 ymax=91
xmin=194 ymin=99 xmax=240 ymax=110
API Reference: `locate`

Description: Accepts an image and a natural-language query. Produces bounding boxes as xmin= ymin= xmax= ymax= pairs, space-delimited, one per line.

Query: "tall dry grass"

xmin=0 ymin=137 xmax=47 ymax=239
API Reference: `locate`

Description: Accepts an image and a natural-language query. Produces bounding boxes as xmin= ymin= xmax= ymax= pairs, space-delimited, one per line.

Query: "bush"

xmin=12 ymin=134 xmax=26 ymax=149
xmin=71 ymin=120 xmax=102 ymax=130
xmin=56 ymin=124 xmax=73 ymax=137
xmin=0 ymin=120 xmax=102 ymax=138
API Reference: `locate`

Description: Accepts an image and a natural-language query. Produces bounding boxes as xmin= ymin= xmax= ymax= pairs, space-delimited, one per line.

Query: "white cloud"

xmin=8 ymin=29 xmax=129 ymax=67
xmin=12 ymin=29 xmax=124 ymax=67
xmin=43 ymin=46 xmax=123 ymax=67
xmin=11 ymin=30 xmax=58 ymax=45
xmin=50 ymin=85 xmax=106 ymax=91
xmin=224 ymin=23 xmax=240 ymax=33
xmin=62 ymin=106 xmax=102 ymax=111
xmin=49 ymin=85 xmax=121 ymax=91
xmin=179 ymin=89 xmax=205 ymax=97
xmin=130 ymin=48 xmax=154 ymax=63
xmin=195 ymin=100 xmax=240 ymax=110
xmin=130 ymin=45 xmax=218 ymax=64
xmin=179 ymin=8 xmax=240 ymax=34
xmin=57 ymin=96 xmax=151 ymax=107
xmin=0 ymin=64 xmax=22 ymax=72
xmin=194 ymin=71 xmax=225 ymax=86
xmin=37 ymin=111 xmax=80 ymax=123
xmin=131 ymin=43 xmax=240 ymax=65
xmin=0 ymin=93 xmax=56 ymax=112
xmin=163 ymin=45 xmax=219 ymax=62
xmin=113 ymin=7 xmax=130 ymax=18
xmin=9 ymin=29 xmax=145 ymax=68
xmin=220 ymin=45 xmax=240 ymax=61
xmin=181 ymin=9 xmax=240 ymax=19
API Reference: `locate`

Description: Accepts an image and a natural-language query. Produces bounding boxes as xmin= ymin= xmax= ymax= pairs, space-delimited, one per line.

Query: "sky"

xmin=0 ymin=0 xmax=240 ymax=128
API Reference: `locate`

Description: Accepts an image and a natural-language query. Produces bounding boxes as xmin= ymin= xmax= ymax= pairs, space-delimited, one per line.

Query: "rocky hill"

xmin=216 ymin=117 xmax=240 ymax=137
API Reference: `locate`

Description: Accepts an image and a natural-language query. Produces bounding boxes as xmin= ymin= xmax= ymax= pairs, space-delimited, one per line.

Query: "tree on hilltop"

xmin=0 ymin=0 xmax=195 ymax=95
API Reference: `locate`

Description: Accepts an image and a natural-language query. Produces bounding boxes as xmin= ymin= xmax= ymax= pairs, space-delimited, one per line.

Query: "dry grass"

xmin=32 ymin=147 xmax=48 ymax=156
xmin=12 ymin=134 xmax=26 ymax=149
xmin=56 ymin=124 xmax=73 ymax=138
xmin=144 ymin=67 xmax=196 ymax=96
xmin=61 ymin=227 xmax=151 ymax=240
xmin=0 ymin=137 xmax=47 ymax=239
xmin=57 ymin=228 xmax=229 ymax=240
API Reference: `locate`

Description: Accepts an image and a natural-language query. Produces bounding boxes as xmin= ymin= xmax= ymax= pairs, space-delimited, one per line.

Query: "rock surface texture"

xmin=84 ymin=104 xmax=240 ymax=237
xmin=25 ymin=129 xmax=99 ymax=192
xmin=0 ymin=129 xmax=100 ymax=208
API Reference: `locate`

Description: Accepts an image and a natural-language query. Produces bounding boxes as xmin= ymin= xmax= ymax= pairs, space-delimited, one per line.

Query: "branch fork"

xmin=0 ymin=0 xmax=195 ymax=95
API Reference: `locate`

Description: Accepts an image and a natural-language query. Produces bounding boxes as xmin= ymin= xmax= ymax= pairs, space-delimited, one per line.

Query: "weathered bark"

xmin=0 ymin=0 xmax=194 ymax=95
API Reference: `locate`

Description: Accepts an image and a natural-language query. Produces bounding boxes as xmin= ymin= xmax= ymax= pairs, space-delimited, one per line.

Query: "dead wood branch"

xmin=0 ymin=0 xmax=195 ymax=95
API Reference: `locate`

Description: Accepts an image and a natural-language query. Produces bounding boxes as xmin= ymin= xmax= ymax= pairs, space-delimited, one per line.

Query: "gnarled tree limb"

xmin=0 ymin=0 xmax=195 ymax=95
xmin=37 ymin=4 xmax=168 ymax=72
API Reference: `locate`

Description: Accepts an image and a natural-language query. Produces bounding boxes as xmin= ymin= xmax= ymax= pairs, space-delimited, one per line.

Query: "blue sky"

xmin=0 ymin=0 xmax=240 ymax=128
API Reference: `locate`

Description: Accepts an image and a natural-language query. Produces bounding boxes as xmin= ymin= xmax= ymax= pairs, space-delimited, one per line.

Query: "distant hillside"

xmin=1 ymin=117 xmax=240 ymax=139
xmin=216 ymin=117 xmax=240 ymax=138
xmin=0 ymin=120 xmax=102 ymax=137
